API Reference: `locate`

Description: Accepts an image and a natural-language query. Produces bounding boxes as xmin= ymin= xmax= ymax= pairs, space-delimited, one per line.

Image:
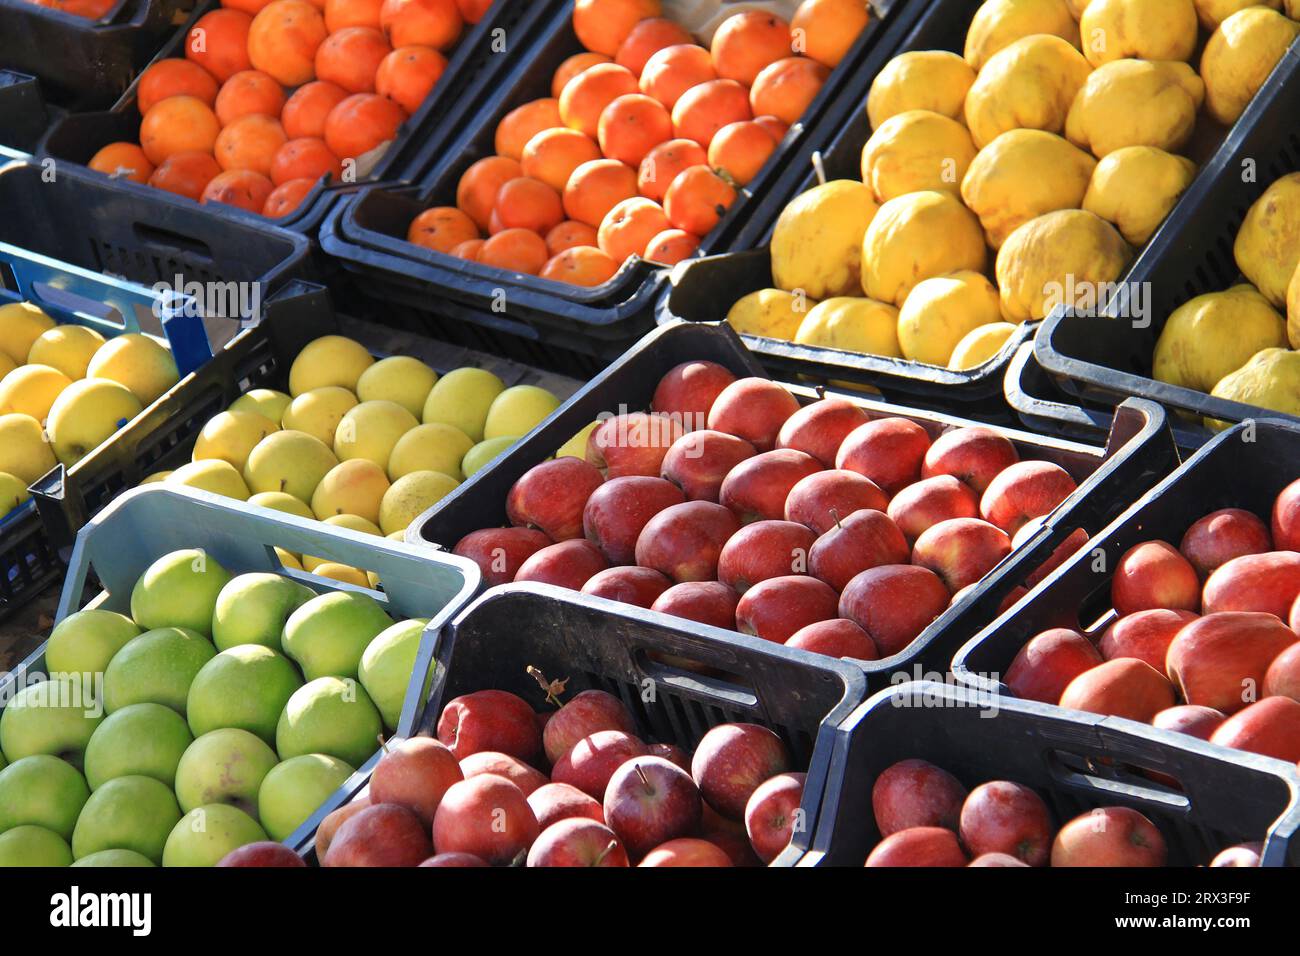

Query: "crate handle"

xmin=130 ymin=222 xmax=215 ymax=261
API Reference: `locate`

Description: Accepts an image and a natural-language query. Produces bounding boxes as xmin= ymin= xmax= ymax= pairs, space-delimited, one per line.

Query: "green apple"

xmin=358 ymin=618 xmax=428 ymax=731
xmin=129 ymin=548 xmax=233 ymax=635
xmin=174 ymin=728 xmax=278 ymax=817
xmin=185 ymin=645 xmax=302 ymax=744
xmin=162 ymin=804 xmax=267 ymax=867
xmin=71 ymin=775 xmax=181 ymax=864
xmin=102 ymin=627 xmax=216 ymax=715
xmin=281 ymin=591 xmax=393 ymax=681
xmin=257 ymin=753 xmax=354 ymax=843
xmin=0 ymin=676 xmax=103 ymax=766
xmin=0 ymin=825 xmax=72 ymax=866
xmin=71 ymin=849 xmax=155 ymax=867
xmin=44 ymin=610 xmax=141 ymax=678
xmin=276 ymin=677 xmax=382 ymax=768
xmin=0 ymin=754 xmax=90 ymax=839
xmin=82 ymin=702 xmax=193 ymax=790
xmin=461 ymin=435 xmax=516 ymax=478
xmin=211 ymin=572 xmax=316 ymax=653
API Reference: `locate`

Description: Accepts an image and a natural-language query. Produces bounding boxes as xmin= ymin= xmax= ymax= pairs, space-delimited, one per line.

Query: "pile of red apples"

xmin=303 ymin=685 xmax=804 ymax=866
xmin=454 ymin=361 xmax=1083 ymax=659
xmin=1003 ymin=479 xmax=1300 ymax=767
xmin=867 ymin=757 xmax=1264 ymax=867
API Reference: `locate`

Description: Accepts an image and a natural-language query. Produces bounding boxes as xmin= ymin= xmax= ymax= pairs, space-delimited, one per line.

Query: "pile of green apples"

xmin=0 ymin=548 xmax=428 ymax=867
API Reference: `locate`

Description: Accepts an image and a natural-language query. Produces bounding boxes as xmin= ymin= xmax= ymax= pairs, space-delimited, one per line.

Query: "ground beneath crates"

xmin=0 ymin=584 xmax=58 ymax=673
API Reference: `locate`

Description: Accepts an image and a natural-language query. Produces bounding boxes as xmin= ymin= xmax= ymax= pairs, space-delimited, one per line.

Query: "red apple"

xmin=324 ymin=803 xmax=432 ymax=868
xmin=526 ymin=818 xmax=629 ymax=867
xmin=1180 ymin=508 xmax=1272 ymax=578
xmin=646 ymin=742 xmax=690 ymax=772
xmin=587 ymin=412 xmax=685 ymax=479
xmin=432 ymin=774 xmax=540 ymax=865
xmin=1098 ymin=608 xmax=1199 ymax=671
xmin=1272 ymin=477 xmax=1300 ymax=551
xmin=1203 ymin=551 xmax=1300 ymax=620
xmin=514 ymin=538 xmax=609 ymax=590
xmin=1210 ymin=843 xmax=1263 ymax=867
xmin=871 ymin=758 xmax=968 ymax=836
xmin=959 ymin=781 xmax=1053 ymax=866
xmin=634 ymin=500 xmax=739 ymax=582
xmin=1265 ymin=642 xmax=1300 ymax=701
xmin=979 ymin=460 xmax=1076 ymax=535
xmin=735 ymin=575 xmax=840 ymax=642
xmin=650 ymin=580 xmax=739 ymax=629
xmin=660 ymin=429 xmax=757 ymax=502
xmin=1058 ymin=657 xmax=1176 ymax=721
xmin=865 ymin=827 xmax=968 ymax=867
xmin=968 ymin=852 xmax=1030 ymax=867
xmin=638 ymin=837 xmax=734 ymax=867
xmin=1111 ymin=540 xmax=1200 ymax=616
xmin=809 ymin=509 xmax=909 ymax=592
xmin=911 ymin=517 xmax=1012 ymax=594
xmin=528 ymin=782 xmax=606 ymax=829
xmin=603 ymin=756 xmax=703 ymax=858
xmin=651 ymin=360 xmax=736 ymax=428
xmin=1151 ymin=704 xmax=1226 ymax=740
xmin=552 ymin=730 xmax=649 ymax=799
xmin=1022 ymin=526 xmax=1090 ymax=588
xmin=1292 ymin=592 xmax=1300 ymax=632
xmin=717 ymin=519 xmax=817 ymax=593
xmin=839 ymin=565 xmax=950 ymax=657
xmin=1050 ymin=807 xmax=1167 ymax=867
xmin=581 ymin=566 xmax=673 ymax=607
xmin=775 ymin=397 xmax=869 ymax=466
xmin=744 ymin=772 xmax=806 ymax=864
xmin=784 ymin=469 xmax=889 ymax=534
xmin=459 ymin=751 xmax=549 ymax=795
xmin=706 ymin=377 xmax=800 ymax=452
xmin=691 ymin=723 xmax=791 ymax=819
xmin=217 ymin=841 xmax=307 ymax=867
xmin=1166 ymin=611 xmax=1297 ymax=713
xmin=437 ymin=689 xmax=541 ymax=763
xmin=1004 ymin=628 xmax=1103 ymax=704
xmin=785 ymin=618 xmax=879 ymax=659
xmin=922 ymin=425 xmax=1020 ymax=494
xmin=543 ymin=689 xmax=637 ymax=765
xmin=419 ymin=852 xmax=487 ymax=867
xmin=700 ymin=825 xmax=762 ymax=866
xmin=314 ymin=797 xmax=369 ymax=860
xmin=887 ymin=475 xmax=980 ymax=543
xmin=370 ymin=737 xmax=464 ymax=824
xmin=835 ymin=417 xmax=932 ymax=494
xmin=1209 ymin=695 xmax=1300 ymax=762
xmin=453 ymin=527 xmax=552 ymax=587
xmin=718 ymin=448 xmax=822 ymax=524
xmin=582 ymin=475 xmax=686 ymax=564
xmin=506 ymin=457 xmax=605 ymax=541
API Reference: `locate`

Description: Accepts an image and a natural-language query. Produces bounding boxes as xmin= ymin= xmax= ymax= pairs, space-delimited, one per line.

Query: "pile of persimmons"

xmin=85 ymin=0 xmax=492 ymax=218
xmin=21 ymin=0 xmax=118 ymax=18
xmin=406 ymin=0 xmax=869 ymax=287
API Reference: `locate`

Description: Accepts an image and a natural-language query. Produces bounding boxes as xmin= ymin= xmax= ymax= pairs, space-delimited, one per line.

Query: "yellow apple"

xmin=0 ymin=302 xmax=55 ymax=365
xmin=0 ymin=470 xmax=29 ymax=519
xmin=311 ymin=563 xmax=370 ymax=586
xmin=483 ymin=385 xmax=560 ymax=440
xmin=356 ymin=356 xmax=438 ymax=418
xmin=139 ymin=470 xmax=172 ymax=484
xmin=310 ymin=459 xmax=390 ymax=524
xmin=333 ymin=400 xmax=418 ymax=471
xmin=280 ymin=386 xmax=358 ymax=446
xmin=386 ymin=422 xmax=474 ymax=481
xmin=0 ymin=413 xmax=56 ymax=484
xmin=28 ymin=324 xmax=105 ymax=379
xmin=46 ymin=378 xmax=143 ymax=466
xmin=248 ymin=490 xmax=315 ymax=519
xmin=421 ymin=367 xmax=506 ymax=442
xmin=243 ymin=430 xmax=338 ymax=502
xmin=0 ymin=364 xmax=72 ymax=420
xmin=166 ymin=459 xmax=251 ymax=500
xmin=228 ymin=388 xmax=292 ymax=424
xmin=191 ymin=410 xmax=279 ymax=473
xmin=556 ymin=421 xmax=600 ymax=459
xmin=86 ymin=333 xmax=179 ymax=404
xmin=287 ymin=335 xmax=374 ymax=396
xmin=378 ymin=470 xmax=460 ymax=535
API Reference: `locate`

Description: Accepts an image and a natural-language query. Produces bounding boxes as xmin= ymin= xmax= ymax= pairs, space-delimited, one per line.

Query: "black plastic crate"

xmin=39 ymin=0 xmax=552 ymax=235
xmin=0 ymin=0 xmax=190 ymax=110
xmin=953 ymin=418 xmax=1300 ymax=700
xmin=1035 ymin=42 xmax=1300 ymax=447
xmin=318 ymin=0 xmax=907 ymax=365
xmin=408 ymin=320 xmax=1180 ymax=694
xmin=784 ymin=681 xmax=1300 ymax=867
xmin=0 ymin=70 xmax=53 ymax=154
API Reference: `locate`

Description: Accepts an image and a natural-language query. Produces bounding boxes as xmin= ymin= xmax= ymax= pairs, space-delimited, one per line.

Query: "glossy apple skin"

xmin=437 ymin=689 xmax=541 ymax=763
xmin=1180 ymin=508 xmax=1272 ymax=578
xmin=1058 ymin=658 xmax=1176 ymax=722
xmin=582 ymin=475 xmax=686 ymax=564
xmin=717 ymin=520 xmax=817 ymax=593
xmin=1050 ymin=807 xmax=1167 ymax=867
xmin=1264 ymin=642 xmax=1300 ymax=701
xmin=1110 ymin=540 xmax=1200 ymax=616
xmin=459 ymin=751 xmax=549 ymax=796
xmin=785 ymin=619 xmax=879 ymax=659
xmin=922 ymin=426 xmax=1020 ymax=494
xmin=419 ymin=852 xmax=488 ymax=867
xmin=784 ymin=469 xmax=889 ymax=534
xmin=911 ymin=517 xmax=1012 ymax=594
xmin=634 ymin=500 xmax=740 ymax=582
xmin=887 ymin=475 xmax=980 ymax=543
xmin=315 ymin=798 xmax=370 ymax=860
xmin=506 ymin=457 xmax=606 ymax=541
xmin=1098 ymin=608 xmax=1198 ymax=671
xmin=809 ymin=509 xmax=909 ymax=592
xmin=543 ymin=689 xmax=638 ymax=766
xmin=1209 ymin=696 xmax=1300 ymax=762
xmin=718 ymin=448 xmax=822 ymax=524
xmin=690 ymin=722 xmax=791 ymax=820
xmin=528 ymin=783 xmax=606 ymax=829
xmin=1165 ymin=611 xmax=1298 ymax=714
xmin=651 ymin=581 xmax=739 ymax=629
xmin=735 ymin=575 xmax=840 ymax=643
xmin=836 ymin=417 xmax=932 ymax=495
xmin=217 ymin=842 xmax=307 ymax=867
xmin=775 ymin=397 xmax=869 ymax=467
xmin=1004 ymin=628 xmax=1103 ymax=704
xmin=1203 ymin=551 xmax=1300 ymax=620
xmin=1272 ymin=478 xmax=1300 ymax=551
xmin=871 ymin=758 xmax=967 ymax=837
xmin=432 ymin=774 xmax=540 ymax=865
xmin=652 ymin=360 xmax=737 ymax=427
xmin=744 ymin=772 xmax=806 ymax=864
xmin=324 ymin=804 xmax=433 ymax=868
xmin=514 ymin=539 xmax=610 ymax=590
xmin=551 ymin=730 xmax=649 ymax=799
xmin=603 ymin=756 xmax=704 ymax=859
xmin=454 ymin=527 xmax=553 ymax=587
xmin=587 ymin=412 xmax=685 ymax=479
xmin=638 ymin=838 xmax=734 ymax=867
xmin=526 ymin=818 xmax=629 ymax=867
xmin=838 ymin=564 xmax=950 ymax=657
xmin=581 ymin=566 xmax=673 ymax=608
xmin=660 ymin=429 xmax=756 ymax=502
xmin=958 ymin=781 xmax=1053 ymax=866
xmin=968 ymin=853 xmax=1029 ymax=867
xmin=706 ymin=377 xmax=800 ymax=452
xmin=979 ymin=460 xmax=1077 ymax=536
xmin=865 ymin=827 xmax=968 ymax=867
xmin=370 ymin=737 xmax=464 ymax=824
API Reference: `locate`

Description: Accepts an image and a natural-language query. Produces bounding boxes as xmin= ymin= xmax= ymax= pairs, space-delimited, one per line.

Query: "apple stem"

xmin=815 ymin=384 xmax=826 ymax=400
xmin=634 ymin=762 xmax=654 ymax=794
xmin=526 ymin=665 xmax=568 ymax=708
xmin=593 ymin=840 xmax=618 ymax=867
xmin=830 ymin=508 xmax=843 ymax=531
